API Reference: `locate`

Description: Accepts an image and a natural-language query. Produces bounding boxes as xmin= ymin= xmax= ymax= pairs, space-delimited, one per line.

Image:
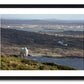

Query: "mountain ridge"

xmin=1 ymin=19 xmax=84 ymax=25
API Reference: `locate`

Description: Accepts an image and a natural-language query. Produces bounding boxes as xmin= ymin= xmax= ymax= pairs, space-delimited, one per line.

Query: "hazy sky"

xmin=1 ymin=14 xmax=84 ymax=20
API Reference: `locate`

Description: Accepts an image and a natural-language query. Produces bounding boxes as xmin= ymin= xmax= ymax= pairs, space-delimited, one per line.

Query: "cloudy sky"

xmin=1 ymin=14 xmax=84 ymax=20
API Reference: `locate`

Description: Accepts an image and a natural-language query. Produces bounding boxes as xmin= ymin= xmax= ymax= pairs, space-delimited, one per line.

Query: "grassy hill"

xmin=1 ymin=53 xmax=77 ymax=70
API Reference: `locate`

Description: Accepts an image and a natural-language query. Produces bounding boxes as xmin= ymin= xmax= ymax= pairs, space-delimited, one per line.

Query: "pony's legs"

xmin=24 ymin=56 xmax=26 ymax=59
xmin=21 ymin=53 xmax=23 ymax=59
xmin=23 ymin=53 xmax=26 ymax=59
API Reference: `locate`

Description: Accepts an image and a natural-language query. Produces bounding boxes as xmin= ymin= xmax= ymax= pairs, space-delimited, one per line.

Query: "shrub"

xmin=42 ymin=62 xmax=57 ymax=66
xmin=39 ymin=65 xmax=49 ymax=70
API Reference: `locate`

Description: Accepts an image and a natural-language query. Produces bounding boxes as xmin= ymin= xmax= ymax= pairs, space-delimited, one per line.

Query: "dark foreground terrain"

xmin=1 ymin=53 xmax=77 ymax=70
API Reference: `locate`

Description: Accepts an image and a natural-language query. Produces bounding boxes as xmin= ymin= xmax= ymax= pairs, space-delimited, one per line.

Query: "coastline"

xmin=42 ymin=55 xmax=84 ymax=59
xmin=30 ymin=53 xmax=84 ymax=59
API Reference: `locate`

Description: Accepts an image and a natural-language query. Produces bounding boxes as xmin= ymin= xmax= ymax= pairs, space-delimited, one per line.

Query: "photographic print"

xmin=1 ymin=14 xmax=84 ymax=70
xmin=0 ymin=5 xmax=84 ymax=79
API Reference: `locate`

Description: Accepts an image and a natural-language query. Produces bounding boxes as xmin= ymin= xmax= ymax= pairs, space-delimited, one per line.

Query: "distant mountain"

xmin=1 ymin=19 xmax=84 ymax=25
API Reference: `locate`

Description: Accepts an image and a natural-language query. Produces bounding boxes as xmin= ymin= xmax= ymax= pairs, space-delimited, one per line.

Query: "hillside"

xmin=1 ymin=28 xmax=84 ymax=57
xmin=1 ymin=53 xmax=77 ymax=70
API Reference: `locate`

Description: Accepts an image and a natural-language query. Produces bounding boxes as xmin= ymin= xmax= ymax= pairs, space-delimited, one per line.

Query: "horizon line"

xmin=1 ymin=18 xmax=84 ymax=21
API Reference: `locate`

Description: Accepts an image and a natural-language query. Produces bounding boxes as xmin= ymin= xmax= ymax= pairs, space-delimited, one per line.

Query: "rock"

xmin=28 ymin=54 xmax=32 ymax=56
xmin=25 ymin=64 xmax=28 ymax=66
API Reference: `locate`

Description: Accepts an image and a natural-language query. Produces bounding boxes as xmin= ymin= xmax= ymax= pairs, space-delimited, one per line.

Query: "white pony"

xmin=20 ymin=47 xmax=28 ymax=59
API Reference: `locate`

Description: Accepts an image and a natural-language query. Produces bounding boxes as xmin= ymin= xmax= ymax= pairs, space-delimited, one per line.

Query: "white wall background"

xmin=0 ymin=0 xmax=84 ymax=4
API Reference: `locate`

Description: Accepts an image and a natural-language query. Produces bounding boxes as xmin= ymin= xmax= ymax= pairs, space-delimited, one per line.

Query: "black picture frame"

xmin=0 ymin=4 xmax=84 ymax=8
xmin=0 ymin=76 xmax=84 ymax=80
xmin=0 ymin=4 xmax=84 ymax=80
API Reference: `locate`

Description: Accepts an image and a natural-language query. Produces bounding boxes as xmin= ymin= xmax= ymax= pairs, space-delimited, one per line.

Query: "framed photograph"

xmin=0 ymin=4 xmax=84 ymax=80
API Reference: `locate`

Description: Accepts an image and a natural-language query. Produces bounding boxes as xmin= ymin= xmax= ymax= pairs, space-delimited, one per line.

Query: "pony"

xmin=20 ymin=47 xmax=28 ymax=59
